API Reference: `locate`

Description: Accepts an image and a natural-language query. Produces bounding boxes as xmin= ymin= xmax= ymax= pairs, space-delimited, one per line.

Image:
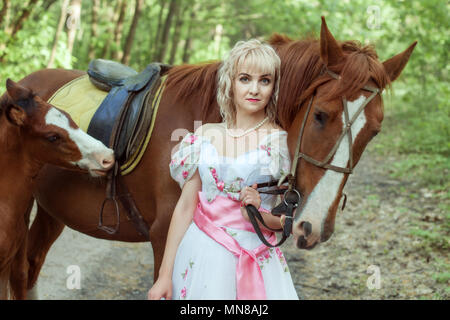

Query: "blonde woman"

xmin=148 ymin=39 xmax=298 ymax=300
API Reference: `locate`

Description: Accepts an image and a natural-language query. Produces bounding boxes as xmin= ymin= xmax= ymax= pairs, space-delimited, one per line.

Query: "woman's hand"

xmin=239 ymin=183 xmax=261 ymax=221
xmin=148 ymin=276 xmax=173 ymax=300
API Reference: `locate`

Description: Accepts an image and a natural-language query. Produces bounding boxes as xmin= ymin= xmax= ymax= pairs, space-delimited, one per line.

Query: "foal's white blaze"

xmin=45 ymin=107 xmax=114 ymax=171
xmin=296 ymin=95 xmax=368 ymax=238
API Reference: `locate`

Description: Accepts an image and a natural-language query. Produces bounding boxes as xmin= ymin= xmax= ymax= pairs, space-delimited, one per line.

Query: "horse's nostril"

xmin=302 ymin=221 xmax=312 ymax=237
xmin=99 ymin=154 xmax=114 ymax=169
xmin=297 ymin=235 xmax=307 ymax=249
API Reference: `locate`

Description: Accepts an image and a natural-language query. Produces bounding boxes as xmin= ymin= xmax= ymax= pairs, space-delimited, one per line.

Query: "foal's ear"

xmin=319 ymin=16 xmax=344 ymax=67
xmin=5 ymin=79 xmax=33 ymax=126
xmin=6 ymin=79 xmax=33 ymax=102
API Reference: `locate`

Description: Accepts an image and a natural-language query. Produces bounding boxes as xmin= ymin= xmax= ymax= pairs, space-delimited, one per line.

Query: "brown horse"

xmin=0 ymin=79 xmax=115 ymax=299
xmin=7 ymin=18 xmax=415 ymax=298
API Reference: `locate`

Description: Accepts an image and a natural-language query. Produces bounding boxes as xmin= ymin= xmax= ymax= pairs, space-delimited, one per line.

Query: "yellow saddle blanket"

xmin=48 ymin=74 xmax=165 ymax=175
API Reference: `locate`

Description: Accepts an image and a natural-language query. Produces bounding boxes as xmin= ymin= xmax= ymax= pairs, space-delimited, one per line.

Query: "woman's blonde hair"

xmin=217 ymin=39 xmax=281 ymax=127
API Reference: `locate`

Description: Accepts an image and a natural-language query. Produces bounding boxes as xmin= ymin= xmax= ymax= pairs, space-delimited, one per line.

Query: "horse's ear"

xmin=382 ymin=41 xmax=417 ymax=82
xmin=5 ymin=79 xmax=32 ymax=126
xmin=268 ymin=33 xmax=292 ymax=46
xmin=320 ymin=16 xmax=344 ymax=67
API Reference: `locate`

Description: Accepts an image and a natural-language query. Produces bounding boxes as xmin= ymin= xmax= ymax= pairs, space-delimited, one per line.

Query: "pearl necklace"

xmin=225 ymin=116 xmax=269 ymax=138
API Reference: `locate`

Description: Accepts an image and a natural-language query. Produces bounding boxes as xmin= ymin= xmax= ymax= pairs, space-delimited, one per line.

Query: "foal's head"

xmin=274 ymin=18 xmax=416 ymax=249
xmin=2 ymin=79 xmax=115 ymax=176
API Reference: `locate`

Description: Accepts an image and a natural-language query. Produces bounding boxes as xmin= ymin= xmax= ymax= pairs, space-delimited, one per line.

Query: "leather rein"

xmin=246 ymin=69 xmax=380 ymax=247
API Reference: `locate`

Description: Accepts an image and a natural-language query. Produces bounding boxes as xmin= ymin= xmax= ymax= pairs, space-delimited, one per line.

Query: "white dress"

xmin=168 ymin=130 xmax=298 ymax=300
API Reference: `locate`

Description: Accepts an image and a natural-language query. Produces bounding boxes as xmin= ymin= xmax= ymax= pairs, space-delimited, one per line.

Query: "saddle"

xmin=87 ymin=59 xmax=171 ymax=239
xmin=87 ymin=59 xmax=170 ymax=163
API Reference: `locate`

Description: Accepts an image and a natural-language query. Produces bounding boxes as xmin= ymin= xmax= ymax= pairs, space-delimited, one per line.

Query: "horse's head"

xmin=3 ymin=79 xmax=115 ymax=177
xmin=274 ymin=17 xmax=416 ymax=249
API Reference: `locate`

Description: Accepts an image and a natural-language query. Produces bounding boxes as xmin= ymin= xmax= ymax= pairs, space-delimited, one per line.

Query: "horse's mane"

xmin=165 ymin=62 xmax=221 ymax=122
xmin=165 ymin=33 xmax=391 ymax=130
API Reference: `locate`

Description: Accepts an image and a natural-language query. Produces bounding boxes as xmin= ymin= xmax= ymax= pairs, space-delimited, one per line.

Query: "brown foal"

xmin=0 ymin=79 xmax=115 ymax=299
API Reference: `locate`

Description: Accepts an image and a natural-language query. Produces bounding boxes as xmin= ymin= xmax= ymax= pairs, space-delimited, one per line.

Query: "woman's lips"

xmin=246 ymin=98 xmax=260 ymax=102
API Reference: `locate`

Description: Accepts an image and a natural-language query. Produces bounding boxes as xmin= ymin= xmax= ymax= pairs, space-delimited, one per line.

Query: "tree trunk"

xmin=111 ymin=0 xmax=127 ymax=61
xmin=32 ymin=0 xmax=58 ymax=21
xmin=100 ymin=0 xmax=118 ymax=59
xmin=121 ymin=0 xmax=144 ymax=65
xmin=0 ymin=0 xmax=10 ymax=28
xmin=168 ymin=0 xmax=185 ymax=65
xmin=9 ymin=0 xmax=39 ymax=38
xmin=155 ymin=0 xmax=178 ymax=62
xmin=0 ymin=0 xmax=39 ymax=62
xmin=66 ymin=0 xmax=82 ymax=57
xmin=47 ymin=0 xmax=70 ymax=68
xmin=152 ymin=0 xmax=167 ymax=61
xmin=43 ymin=0 xmax=58 ymax=10
xmin=88 ymin=0 xmax=100 ymax=60
xmin=182 ymin=5 xmax=197 ymax=63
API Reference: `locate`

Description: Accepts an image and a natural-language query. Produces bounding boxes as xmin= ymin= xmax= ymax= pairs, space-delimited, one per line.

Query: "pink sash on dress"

xmin=193 ymin=191 xmax=277 ymax=300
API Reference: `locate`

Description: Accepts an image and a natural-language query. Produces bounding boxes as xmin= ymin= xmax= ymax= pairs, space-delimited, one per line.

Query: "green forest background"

xmin=0 ymin=0 xmax=448 ymax=259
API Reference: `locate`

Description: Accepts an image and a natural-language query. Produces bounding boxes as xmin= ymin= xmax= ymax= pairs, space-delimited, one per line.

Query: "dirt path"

xmin=36 ymin=148 xmax=448 ymax=300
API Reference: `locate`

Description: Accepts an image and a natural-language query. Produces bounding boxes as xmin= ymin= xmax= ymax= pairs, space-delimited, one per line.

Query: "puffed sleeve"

xmin=169 ymin=132 xmax=210 ymax=189
xmin=258 ymin=131 xmax=291 ymax=213
xmin=266 ymin=131 xmax=291 ymax=180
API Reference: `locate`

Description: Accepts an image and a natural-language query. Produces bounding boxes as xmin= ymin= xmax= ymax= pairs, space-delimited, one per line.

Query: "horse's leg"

xmin=148 ymin=197 xmax=182 ymax=283
xmin=8 ymin=199 xmax=36 ymax=300
xmin=149 ymin=217 xmax=167 ymax=283
xmin=0 ymin=265 xmax=11 ymax=299
xmin=9 ymin=232 xmax=29 ymax=300
xmin=26 ymin=204 xmax=65 ymax=294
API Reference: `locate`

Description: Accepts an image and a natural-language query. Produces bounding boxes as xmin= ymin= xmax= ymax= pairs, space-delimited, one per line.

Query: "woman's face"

xmin=232 ymin=62 xmax=274 ymax=117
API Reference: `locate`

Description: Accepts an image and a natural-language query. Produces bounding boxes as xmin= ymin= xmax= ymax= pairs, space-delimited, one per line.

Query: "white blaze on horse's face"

xmin=295 ymin=94 xmax=367 ymax=245
xmin=45 ymin=107 xmax=115 ymax=176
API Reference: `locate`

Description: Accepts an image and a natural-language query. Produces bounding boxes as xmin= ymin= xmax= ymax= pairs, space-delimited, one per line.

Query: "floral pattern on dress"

xmin=258 ymin=248 xmax=274 ymax=270
xmin=169 ymin=133 xmax=211 ymax=190
xmin=179 ymin=258 xmax=195 ymax=299
xmin=257 ymin=248 xmax=288 ymax=272
xmin=264 ymin=132 xmax=291 ymax=180
xmin=208 ymin=166 xmax=244 ymax=202
xmin=260 ymin=143 xmax=272 ymax=156
xmin=275 ymin=247 xmax=289 ymax=272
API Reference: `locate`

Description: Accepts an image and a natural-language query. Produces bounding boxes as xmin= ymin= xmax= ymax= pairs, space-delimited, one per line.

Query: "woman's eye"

xmin=260 ymin=78 xmax=271 ymax=85
xmin=239 ymin=76 xmax=249 ymax=82
xmin=46 ymin=134 xmax=60 ymax=142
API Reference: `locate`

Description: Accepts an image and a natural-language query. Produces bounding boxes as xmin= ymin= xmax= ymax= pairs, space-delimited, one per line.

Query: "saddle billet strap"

xmin=116 ymin=176 xmax=150 ymax=239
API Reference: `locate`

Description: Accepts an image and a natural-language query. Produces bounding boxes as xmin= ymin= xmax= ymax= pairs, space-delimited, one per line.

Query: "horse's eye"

xmin=314 ymin=111 xmax=328 ymax=126
xmin=46 ymin=134 xmax=60 ymax=142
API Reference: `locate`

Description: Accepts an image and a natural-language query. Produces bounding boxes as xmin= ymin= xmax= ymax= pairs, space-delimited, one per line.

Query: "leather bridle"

xmin=246 ymin=69 xmax=380 ymax=247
